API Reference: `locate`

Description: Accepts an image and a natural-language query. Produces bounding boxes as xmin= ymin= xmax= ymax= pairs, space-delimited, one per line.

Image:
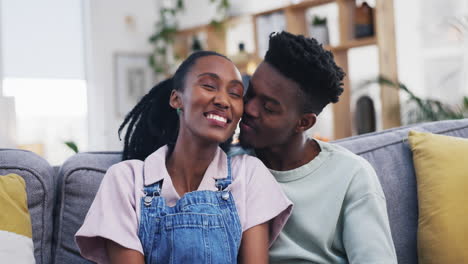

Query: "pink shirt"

xmin=75 ymin=146 xmax=293 ymax=263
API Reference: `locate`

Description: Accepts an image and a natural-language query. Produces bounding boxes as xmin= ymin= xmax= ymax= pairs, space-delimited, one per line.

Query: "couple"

xmin=76 ymin=31 xmax=397 ymax=263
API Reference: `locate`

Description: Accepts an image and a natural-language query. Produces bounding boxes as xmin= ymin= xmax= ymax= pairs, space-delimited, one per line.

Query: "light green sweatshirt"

xmin=268 ymin=140 xmax=397 ymax=264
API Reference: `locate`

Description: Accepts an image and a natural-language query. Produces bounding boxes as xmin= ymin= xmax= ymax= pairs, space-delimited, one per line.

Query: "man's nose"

xmin=243 ymin=97 xmax=258 ymax=118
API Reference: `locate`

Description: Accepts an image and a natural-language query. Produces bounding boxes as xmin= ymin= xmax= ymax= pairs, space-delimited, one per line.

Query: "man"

xmin=238 ymin=31 xmax=397 ymax=263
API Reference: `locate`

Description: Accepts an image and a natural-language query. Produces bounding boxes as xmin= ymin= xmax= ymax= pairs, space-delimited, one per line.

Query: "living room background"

xmin=0 ymin=0 xmax=467 ymax=165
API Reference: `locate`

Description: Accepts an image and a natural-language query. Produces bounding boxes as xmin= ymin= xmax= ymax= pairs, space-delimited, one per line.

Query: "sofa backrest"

xmin=0 ymin=149 xmax=55 ymax=264
xmin=334 ymin=118 xmax=468 ymax=264
xmin=26 ymin=118 xmax=467 ymax=264
xmin=52 ymin=151 xmax=121 ymax=264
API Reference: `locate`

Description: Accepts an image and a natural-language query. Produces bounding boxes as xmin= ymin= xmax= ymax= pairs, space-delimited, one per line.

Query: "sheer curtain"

xmin=1 ymin=0 xmax=87 ymax=165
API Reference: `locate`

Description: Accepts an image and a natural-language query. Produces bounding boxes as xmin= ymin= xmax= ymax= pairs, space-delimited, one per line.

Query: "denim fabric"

xmin=138 ymin=157 xmax=241 ymax=264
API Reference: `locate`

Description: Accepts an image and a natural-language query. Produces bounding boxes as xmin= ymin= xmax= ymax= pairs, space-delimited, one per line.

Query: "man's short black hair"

xmin=264 ymin=31 xmax=345 ymax=115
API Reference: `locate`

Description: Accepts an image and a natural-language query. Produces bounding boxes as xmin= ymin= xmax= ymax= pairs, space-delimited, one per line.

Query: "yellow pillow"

xmin=408 ymin=130 xmax=468 ymax=264
xmin=0 ymin=174 xmax=35 ymax=263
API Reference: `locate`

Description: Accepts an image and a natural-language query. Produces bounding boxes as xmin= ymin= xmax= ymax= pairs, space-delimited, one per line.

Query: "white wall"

xmin=177 ymin=0 xmax=290 ymax=30
xmin=84 ymin=0 xmax=159 ymax=151
xmin=394 ymin=0 xmax=468 ymax=110
xmin=2 ymin=0 xmax=85 ymax=79
xmin=0 ymin=96 xmax=16 ymax=148
xmin=1 ymin=0 xmax=87 ymax=164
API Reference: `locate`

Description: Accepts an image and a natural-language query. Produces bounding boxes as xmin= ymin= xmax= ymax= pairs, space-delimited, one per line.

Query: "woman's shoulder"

xmin=103 ymin=159 xmax=145 ymax=187
xmin=107 ymin=159 xmax=144 ymax=175
xmin=230 ymin=153 xmax=266 ymax=171
xmin=229 ymin=154 xmax=273 ymax=186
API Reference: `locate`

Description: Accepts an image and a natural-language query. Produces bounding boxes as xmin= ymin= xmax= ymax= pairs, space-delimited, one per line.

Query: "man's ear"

xmin=295 ymin=113 xmax=317 ymax=133
xmin=169 ymin=90 xmax=182 ymax=110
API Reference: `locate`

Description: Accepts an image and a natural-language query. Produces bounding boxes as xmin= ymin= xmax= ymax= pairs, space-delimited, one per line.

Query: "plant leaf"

xmin=65 ymin=141 xmax=79 ymax=153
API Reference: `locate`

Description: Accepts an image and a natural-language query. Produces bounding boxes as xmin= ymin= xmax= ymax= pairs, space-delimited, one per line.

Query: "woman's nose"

xmin=213 ymin=90 xmax=229 ymax=109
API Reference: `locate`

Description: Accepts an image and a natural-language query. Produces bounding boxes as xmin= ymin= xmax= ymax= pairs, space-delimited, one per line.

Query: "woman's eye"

xmin=229 ymin=92 xmax=242 ymax=98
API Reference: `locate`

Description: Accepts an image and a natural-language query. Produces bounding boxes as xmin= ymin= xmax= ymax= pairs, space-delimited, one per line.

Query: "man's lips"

xmin=240 ymin=118 xmax=255 ymax=132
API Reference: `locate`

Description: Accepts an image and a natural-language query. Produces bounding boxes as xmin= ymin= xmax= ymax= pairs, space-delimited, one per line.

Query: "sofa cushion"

xmin=53 ymin=152 xmax=121 ymax=264
xmin=334 ymin=118 xmax=468 ymax=264
xmin=0 ymin=149 xmax=55 ymax=264
xmin=408 ymin=131 xmax=468 ymax=264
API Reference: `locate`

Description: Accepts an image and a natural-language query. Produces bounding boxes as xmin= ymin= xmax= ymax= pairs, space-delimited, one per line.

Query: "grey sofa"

xmin=1 ymin=118 xmax=468 ymax=264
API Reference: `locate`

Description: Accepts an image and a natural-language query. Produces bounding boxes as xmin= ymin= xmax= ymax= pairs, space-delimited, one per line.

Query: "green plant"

xmin=148 ymin=0 xmax=230 ymax=74
xmin=312 ymin=16 xmax=327 ymax=26
xmin=362 ymin=76 xmax=468 ymax=124
xmin=65 ymin=141 xmax=79 ymax=153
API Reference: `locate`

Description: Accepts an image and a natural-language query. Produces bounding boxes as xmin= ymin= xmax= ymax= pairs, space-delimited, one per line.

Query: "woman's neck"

xmin=166 ymin=133 xmax=219 ymax=196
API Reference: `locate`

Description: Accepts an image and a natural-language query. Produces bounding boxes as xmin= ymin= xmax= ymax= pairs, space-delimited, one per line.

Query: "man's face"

xmin=239 ymin=62 xmax=303 ymax=149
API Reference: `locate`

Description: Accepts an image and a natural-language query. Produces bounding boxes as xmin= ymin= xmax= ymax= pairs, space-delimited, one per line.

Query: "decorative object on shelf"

xmin=231 ymin=43 xmax=257 ymax=76
xmin=191 ymin=35 xmax=203 ymax=52
xmin=355 ymin=95 xmax=376 ymax=134
xmin=309 ymin=15 xmax=330 ymax=45
xmin=114 ymin=53 xmax=155 ymax=117
xmin=148 ymin=0 xmax=230 ymax=75
xmin=256 ymin=11 xmax=287 ymax=58
xmin=354 ymin=1 xmax=374 ymax=38
xmin=231 ymin=43 xmax=249 ymax=68
xmin=362 ymin=76 xmax=468 ymax=124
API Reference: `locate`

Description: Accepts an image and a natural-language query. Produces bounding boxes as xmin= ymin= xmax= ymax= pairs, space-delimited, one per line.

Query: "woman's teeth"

xmin=207 ymin=114 xmax=227 ymax=123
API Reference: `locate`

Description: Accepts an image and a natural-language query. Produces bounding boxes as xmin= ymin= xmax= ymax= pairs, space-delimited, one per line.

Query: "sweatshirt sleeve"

xmin=342 ymin=162 xmax=397 ymax=264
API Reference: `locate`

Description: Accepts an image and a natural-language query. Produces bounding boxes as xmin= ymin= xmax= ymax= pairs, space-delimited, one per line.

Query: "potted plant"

xmin=362 ymin=76 xmax=468 ymax=124
xmin=309 ymin=15 xmax=330 ymax=45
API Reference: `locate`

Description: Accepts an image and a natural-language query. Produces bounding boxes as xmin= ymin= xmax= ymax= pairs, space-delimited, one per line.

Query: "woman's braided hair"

xmin=118 ymin=51 xmax=232 ymax=161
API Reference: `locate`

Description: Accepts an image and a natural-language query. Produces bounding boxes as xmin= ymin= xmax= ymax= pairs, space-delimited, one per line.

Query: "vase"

xmin=310 ymin=25 xmax=330 ymax=45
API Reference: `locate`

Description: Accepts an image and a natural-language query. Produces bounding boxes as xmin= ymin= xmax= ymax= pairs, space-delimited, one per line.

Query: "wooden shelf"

xmin=288 ymin=0 xmax=336 ymax=11
xmin=325 ymin=36 xmax=377 ymax=51
xmin=255 ymin=0 xmax=335 ymax=17
xmin=172 ymin=0 xmax=400 ymax=139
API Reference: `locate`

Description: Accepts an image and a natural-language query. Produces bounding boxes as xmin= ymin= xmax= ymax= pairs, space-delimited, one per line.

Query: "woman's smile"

xmin=204 ymin=110 xmax=232 ymax=128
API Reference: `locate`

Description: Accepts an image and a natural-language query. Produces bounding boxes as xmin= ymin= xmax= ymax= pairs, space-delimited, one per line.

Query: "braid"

xmin=119 ymin=78 xmax=176 ymax=160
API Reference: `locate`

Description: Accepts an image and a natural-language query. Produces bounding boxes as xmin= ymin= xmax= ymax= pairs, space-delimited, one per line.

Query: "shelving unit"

xmin=173 ymin=0 xmax=400 ymax=139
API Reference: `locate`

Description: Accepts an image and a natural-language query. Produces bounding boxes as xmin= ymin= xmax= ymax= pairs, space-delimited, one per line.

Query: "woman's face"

xmin=173 ymin=55 xmax=244 ymax=144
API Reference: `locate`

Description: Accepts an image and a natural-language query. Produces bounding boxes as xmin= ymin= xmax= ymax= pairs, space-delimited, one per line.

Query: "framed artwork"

xmin=114 ymin=53 xmax=155 ymax=117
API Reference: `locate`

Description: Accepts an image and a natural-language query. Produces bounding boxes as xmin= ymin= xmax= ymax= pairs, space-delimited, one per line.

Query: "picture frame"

xmin=114 ymin=53 xmax=155 ymax=117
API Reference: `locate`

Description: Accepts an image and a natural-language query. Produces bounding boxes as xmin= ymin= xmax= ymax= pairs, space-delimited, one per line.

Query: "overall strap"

xmin=215 ymin=156 xmax=232 ymax=191
xmin=142 ymin=161 xmax=162 ymax=199
xmin=142 ymin=180 xmax=162 ymax=207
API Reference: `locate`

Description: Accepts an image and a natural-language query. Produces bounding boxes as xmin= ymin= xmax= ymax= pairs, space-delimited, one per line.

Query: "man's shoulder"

xmin=319 ymin=141 xmax=384 ymax=198
xmin=319 ymin=140 xmax=371 ymax=167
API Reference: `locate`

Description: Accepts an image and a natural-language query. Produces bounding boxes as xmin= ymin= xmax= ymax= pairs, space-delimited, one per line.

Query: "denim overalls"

xmin=138 ymin=156 xmax=242 ymax=263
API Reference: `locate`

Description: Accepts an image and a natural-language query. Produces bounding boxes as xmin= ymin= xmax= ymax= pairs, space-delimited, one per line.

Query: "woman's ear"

xmin=295 ymin=113 xmax=317 ymax=133
xmin=169 ymin=90 xmax=182 ymax=110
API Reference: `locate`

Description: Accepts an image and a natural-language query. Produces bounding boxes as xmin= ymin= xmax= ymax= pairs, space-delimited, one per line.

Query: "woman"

xmin=75 ymin=51 xmax=292 ymax=263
